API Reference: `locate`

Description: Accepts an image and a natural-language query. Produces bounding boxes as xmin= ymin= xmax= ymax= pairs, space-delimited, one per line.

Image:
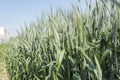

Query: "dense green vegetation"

xmin=0 ymin=44 xmax=7 ymax=60
xmin=6 ymin=0 xmax=120 ymax=80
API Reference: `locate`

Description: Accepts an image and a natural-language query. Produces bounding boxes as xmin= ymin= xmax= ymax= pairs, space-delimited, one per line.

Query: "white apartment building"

xmin=0 ymin=27 xmax=11 ymax=44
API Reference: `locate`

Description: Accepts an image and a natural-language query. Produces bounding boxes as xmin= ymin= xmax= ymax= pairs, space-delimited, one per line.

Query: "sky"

xmin=0 ymin=0 xmax=93 ymax=37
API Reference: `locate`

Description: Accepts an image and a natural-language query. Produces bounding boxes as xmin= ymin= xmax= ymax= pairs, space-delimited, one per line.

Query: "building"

xmin=0 ymin=27 xmax=11 ymax=44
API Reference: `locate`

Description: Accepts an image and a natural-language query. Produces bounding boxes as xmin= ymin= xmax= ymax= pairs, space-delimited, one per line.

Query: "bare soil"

xmin=0 ymin=60 xmax=9 ymax=80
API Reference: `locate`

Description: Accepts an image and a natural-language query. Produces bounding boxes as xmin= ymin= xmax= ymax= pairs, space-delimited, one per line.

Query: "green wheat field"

xmin=0 ymin=0 xmax=120 ymax=80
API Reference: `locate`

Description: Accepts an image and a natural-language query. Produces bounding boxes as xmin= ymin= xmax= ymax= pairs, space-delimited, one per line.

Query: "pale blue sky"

xmin=0 ymin=0 xmax=94 ymax=36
